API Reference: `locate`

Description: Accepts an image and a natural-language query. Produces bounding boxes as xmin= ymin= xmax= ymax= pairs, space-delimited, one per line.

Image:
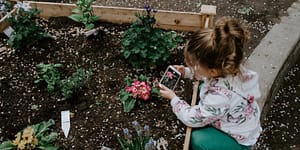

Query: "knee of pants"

xmin=190 ymin=130 xmax=252 ymax=150
xmin=191 ymin=130 xmax=209 ymax=150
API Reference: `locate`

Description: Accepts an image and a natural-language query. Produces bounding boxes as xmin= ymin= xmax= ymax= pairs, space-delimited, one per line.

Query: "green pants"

xmin=191 ymin=127 xmax=252 ymax=150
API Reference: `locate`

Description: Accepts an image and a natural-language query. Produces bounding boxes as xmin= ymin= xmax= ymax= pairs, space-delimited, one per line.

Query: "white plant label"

xmin=61 ymin=110 xmax=70 ymax=138
xmin=3 ymin=26 xmax=13 ymax=37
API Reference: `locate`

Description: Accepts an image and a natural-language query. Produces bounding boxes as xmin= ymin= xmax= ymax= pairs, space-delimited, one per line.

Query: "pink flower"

xmin=132 ymin=87 xmax=138 ymax=93
xmin=141 ymin=93 xmax=150 ymax=101
xmin=125 ymin=86 xmax=132 ymax=92
xmin=132 ymin=80 xmax=141 ymax=87
xmin=140 ymin=86 xmax=147 ymax=92
xmin=140 ymin=81 xmax=146 ymax=86
xmin=247 ymin=95 xmax=254 ymax=103
xmin=167 ymin=71 xmax=173 ymax=79
xmin=132 ymin=92 xmax=138 ymax=98
xmin=124 ymin=78 xmax=154 ymax=101
xmin=145 ymin=84 xmax=151 ymax=91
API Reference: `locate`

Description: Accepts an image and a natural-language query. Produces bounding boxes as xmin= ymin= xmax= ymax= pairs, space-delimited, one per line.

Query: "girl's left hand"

xmin=159 ymin=84 xmax=177 ymax=100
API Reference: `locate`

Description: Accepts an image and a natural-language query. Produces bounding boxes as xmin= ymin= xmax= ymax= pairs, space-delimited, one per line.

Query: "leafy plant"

xmin=196 ymin=0 xmax=202 ymax=10
xmin=121 ymin=3 xmax=183 ymax=69
xmin=68 ymin=0 xmax=100 ymax=29
xmin=7 ymin=2 xmax=49 ymax=50
xmin=35 ymin=63 xmax=92 ymax=99
xmin=60 ymin=68 xmax=92 ymax=99
xmin=0 ymin=119 xmax=58 ymax=150
xmin=119 ymin=74 xmax=159 ymax=112
xmin=118 ymin=121 xmax=156 ymax=150
xmin=0 ymin=0 xmax=13 ymax=17
xmin=35 ymin=63 xmax=63 ymax=93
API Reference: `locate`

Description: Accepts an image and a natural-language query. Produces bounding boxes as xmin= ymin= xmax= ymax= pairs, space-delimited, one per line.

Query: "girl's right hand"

xmin=173 ymin=65 xmax=185 ymax=78
xmin=159 ymin=84 xmax=177 ymax=100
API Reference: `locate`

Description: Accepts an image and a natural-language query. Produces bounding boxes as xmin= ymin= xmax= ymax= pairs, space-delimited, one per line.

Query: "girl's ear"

xmin=209 ymin=68 xmax=219 ymax=77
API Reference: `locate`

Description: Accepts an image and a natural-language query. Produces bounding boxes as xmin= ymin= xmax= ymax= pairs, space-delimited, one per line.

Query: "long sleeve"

xmin=170 ymin=93 xmax=229 ymax=128
xmin=170 ymin=67 xmax=262 ymax=146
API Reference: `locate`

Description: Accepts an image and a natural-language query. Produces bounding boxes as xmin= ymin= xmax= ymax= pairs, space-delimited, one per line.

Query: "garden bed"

xmin=0 ymin=0 xmax=299 ymax=149
xmin=0 ymin=16 xmax=192 ymax=149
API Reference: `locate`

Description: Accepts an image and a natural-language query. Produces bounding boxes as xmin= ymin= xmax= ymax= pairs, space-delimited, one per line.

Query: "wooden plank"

xmin=25 ymin=1 xmax=216 ymax=31
xmin=0 ymin=8 xmax=16 ymax=32
xmin=0 ymin=21 xmax=10 ymax=32
xmin=183 ymin=81 xmax=200 ymax=150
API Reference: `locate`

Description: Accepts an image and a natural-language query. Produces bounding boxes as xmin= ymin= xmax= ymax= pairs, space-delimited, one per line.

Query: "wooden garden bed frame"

xmin=0 ymin=8 xmax=16 ymax=32
xmin=0 ymin=1 xmax=216 ymax=32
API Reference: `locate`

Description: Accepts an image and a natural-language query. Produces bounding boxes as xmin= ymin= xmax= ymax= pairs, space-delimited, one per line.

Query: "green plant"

xmin=60 ymin=68 xmax=92 ymax=99
xmin=35 ymin=63 xmax=92 ymax=99
xmin=196 ymin=0 xmax=202 ymax=10
xmin=118 ymin=121 xmax=156 ymax=150
xmin=35 ymin=63 xmax=63 ymax=93
xmin=68 ymin=0 xmax=100 ymax=29
xmin=121 ymin=4 xmax=183 ymax=69
xmin=7 ymin=2 xmax=49 ymax=50
xmin=0 ymin=0 xmax=13 ymax=16
xmin=237 ymin=6 xmax=254 ymax=15
xmin=119 ymin=74 xmax=159 ymax=112
xmin=0 ymin=119 xmax=58 ymax=150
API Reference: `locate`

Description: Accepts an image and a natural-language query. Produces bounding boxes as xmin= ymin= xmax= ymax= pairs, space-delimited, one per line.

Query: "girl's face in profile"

xmin=185 ymin=51 xmax=219 ymax=80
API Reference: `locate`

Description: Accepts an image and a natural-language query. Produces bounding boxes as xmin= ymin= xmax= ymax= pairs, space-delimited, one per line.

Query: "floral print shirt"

xmin=170 ymin=67 xmax=262 ymax=146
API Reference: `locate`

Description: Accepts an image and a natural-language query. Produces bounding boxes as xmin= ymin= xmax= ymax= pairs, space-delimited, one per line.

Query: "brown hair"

xmin=184 ymin=17 xmax=250 ymax=76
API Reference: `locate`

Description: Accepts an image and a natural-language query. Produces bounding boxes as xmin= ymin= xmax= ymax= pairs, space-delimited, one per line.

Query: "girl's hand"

xmin=173 ymin=65 xmax=185 ymax=78
xmin=159 ymin=84 xmax=177 ymax=100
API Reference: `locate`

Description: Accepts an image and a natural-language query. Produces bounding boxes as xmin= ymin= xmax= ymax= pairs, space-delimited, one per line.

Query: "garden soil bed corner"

xmin=0 ymin=17 xmax=190 ymax=149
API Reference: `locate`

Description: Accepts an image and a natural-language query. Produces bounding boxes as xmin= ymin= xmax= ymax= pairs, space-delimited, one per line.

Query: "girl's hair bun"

xmin=184 ymin=17 xmax=250 ymax=76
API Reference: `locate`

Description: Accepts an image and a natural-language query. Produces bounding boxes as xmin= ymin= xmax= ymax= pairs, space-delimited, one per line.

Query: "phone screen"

xmin=160 ymin=66 xmax=181 ymax=90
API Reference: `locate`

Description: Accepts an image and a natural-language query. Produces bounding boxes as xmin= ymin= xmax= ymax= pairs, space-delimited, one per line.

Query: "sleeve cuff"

xmin=170 ymin=96 xmax=181 ymax=107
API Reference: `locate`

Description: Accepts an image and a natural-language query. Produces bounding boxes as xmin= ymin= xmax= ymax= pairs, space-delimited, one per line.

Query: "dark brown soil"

xmin=0 ymin=0 xmax=298 ymax=149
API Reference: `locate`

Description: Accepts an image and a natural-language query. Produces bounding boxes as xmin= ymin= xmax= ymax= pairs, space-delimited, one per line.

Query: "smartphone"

xmin=159 ymin=65 xmax=181 ymax=90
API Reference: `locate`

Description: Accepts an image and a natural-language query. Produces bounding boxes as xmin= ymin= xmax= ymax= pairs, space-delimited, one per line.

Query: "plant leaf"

xmin=123 ymin=98 xmax=136 ymax=112
xmin=0 ymin=141 xmax=15 ymax=150
xmin=90 ymin=15 xmax=100 ymax=21
xmin=68 ymin=14 xmax=82 ymax=22
xmin=32 ymin=119 xmax=55 ymax=137
xmin=39 ymin=132 xmax=58 ymax=145
xmin=37 ymin=145 xmax=59 ymax=150
xmin=85 ymin=23 xmax=94 ymax=29
xmin=72 ymin=8 xmax=82 ymax=14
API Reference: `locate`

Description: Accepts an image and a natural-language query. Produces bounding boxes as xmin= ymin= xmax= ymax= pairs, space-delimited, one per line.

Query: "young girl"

xmin=159 ymin=17 xmax=262 ymax=150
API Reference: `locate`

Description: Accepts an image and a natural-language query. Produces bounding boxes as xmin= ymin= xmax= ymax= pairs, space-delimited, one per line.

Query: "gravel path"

xmin=255 ymin=57 xmax=300 ymax=149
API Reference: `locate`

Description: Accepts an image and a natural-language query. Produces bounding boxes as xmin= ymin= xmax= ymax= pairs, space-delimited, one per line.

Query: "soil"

xmin=0 ymin=0 xmax=298 ymax=149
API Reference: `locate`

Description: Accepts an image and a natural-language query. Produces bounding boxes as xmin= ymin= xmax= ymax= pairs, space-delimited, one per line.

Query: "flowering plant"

xmin=0 ymin=0 xmax=13 ymax=17
xmin=14 ymin=1 xmax=31 ymax=12
xmin=164 ymin=71 xmax=174 ymax=81
xmin=118 ymin=121 xmax=156 ymax=150
xmin=119 ymin=75 xmax=159 ymax=112
xmin=7 ymin=1 xmax=49 ymax=50
xmin=0 ymin=119 xmax=58 ymax=150
xmin=121 ymin=2 xmax=183 ymax=69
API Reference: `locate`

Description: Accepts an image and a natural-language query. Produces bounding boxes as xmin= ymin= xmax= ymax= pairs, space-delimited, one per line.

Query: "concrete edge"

xmin=245 ymin=0 xmax=300 ymax=119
